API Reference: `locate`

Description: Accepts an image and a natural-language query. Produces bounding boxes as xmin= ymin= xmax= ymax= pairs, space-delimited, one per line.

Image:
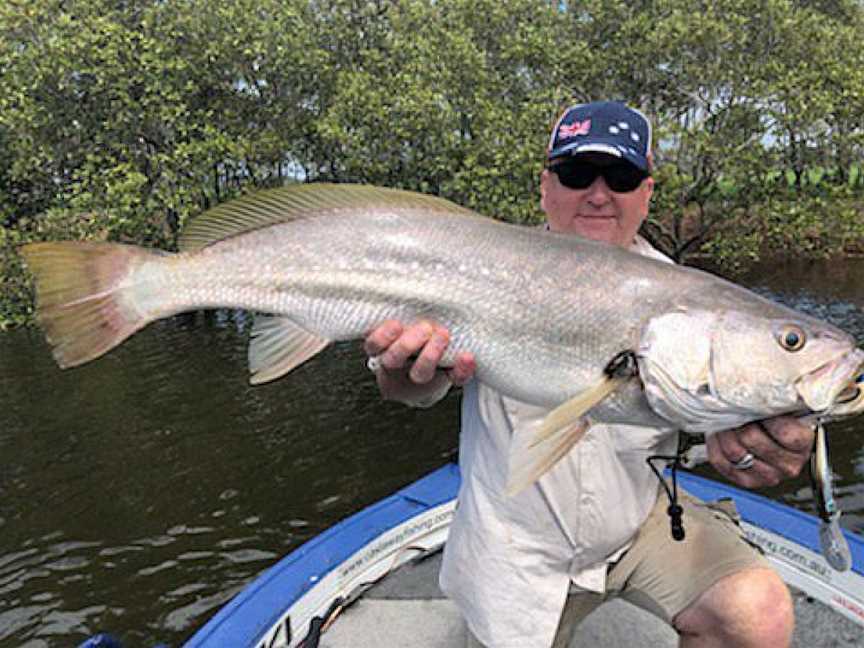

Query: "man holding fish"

xmin=364 ymin=101 xmax=813 ymax=648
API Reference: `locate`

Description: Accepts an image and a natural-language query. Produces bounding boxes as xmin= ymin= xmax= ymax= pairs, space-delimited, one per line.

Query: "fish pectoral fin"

xmin=248 ymin=315 xmax=331 ymax=384
xmin=529 ymin=374 xmax=629 ymax=449
xmin=506 ymin=418 xmax=591 ymax=497
xmin=505 ymin=361 xmax=636 ymax=496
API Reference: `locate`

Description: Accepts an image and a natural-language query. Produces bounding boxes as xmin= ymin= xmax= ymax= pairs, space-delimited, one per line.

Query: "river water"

xmin=1 ymin=259 xmax=862 ymax=647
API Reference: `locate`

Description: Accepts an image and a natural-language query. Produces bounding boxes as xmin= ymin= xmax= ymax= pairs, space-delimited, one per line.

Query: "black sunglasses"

xmin=550 ymin=160 xmax=648 ymax=193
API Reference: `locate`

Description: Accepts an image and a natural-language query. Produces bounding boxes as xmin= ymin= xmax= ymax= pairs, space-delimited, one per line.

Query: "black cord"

xmin=646 ymin=433 xmax=687 ymax=541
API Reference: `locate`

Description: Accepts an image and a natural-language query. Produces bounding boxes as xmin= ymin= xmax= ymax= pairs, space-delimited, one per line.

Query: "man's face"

xmin=540 ymin=154 xmax=654 ymax=248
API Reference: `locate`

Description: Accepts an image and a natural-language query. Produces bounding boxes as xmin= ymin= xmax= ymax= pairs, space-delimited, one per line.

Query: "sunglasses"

xmin=550 ymin=160 xmax=648 ymax=193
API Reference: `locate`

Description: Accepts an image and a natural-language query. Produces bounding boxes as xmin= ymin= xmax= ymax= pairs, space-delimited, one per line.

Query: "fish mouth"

xmin=796 ymin=349 xmax=864 ymax=415
xmin=836 ymin=379 xmax=862 ymax=405
xmin=826 ymin=365 xmax=864 ymax=418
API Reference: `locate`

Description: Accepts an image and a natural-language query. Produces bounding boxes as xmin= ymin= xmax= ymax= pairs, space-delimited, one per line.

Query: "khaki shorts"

xmin=467 ymin=488 xmax=769 ymax=648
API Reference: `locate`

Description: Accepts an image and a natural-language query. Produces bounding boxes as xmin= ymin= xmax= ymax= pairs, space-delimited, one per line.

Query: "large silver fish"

xmin=20 ymin=183 xmax=864 ymax=492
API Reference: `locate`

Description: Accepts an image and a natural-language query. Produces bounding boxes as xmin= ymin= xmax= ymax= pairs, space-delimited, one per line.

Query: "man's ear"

xmin=641 ymin=176 xmax=655 ymax=220
xmin=645 ymin=175 xmax=655 ymax=195
xmin=539 ymin=168 xmax=551 ymax=196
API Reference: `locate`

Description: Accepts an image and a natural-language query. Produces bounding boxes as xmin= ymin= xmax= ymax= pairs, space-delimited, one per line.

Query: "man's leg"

xmin=550 ymin=591 xmax=604 ymax=648
xmin=465 ymin=591 xmax=603 ymax=648
xmin=673 ymin=567 xmax=793 ymax=647
xmin=467 ymin=491 xmax=792 ymax=648
xmin=605 ymin=491 xmax=793 ymax=648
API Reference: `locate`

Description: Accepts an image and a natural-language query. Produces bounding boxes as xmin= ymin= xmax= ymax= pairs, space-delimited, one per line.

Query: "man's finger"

xmin=715 ymin=427 xmax=748 ymax=464
xmin=448 ymin=352 xmax=476 ymax=386
xmin=737 ymin=422 xmax=808 ymax=478
xmin=762 ymin=417 xmax=815 ymax=454
xmin=409 ymin=328 xmax=450 ymax=384
xmin=380 ymin=321 xmax=435 ymax=370
xmin=364 ymin=320 xmax=404 ymax=356
xmin=732 ymin=459 xmax=782 ymax=488
xmin=708 ymin=431 xmax=782 ymax=488
xmin=708 ymin=431 xmax=746 ymax=476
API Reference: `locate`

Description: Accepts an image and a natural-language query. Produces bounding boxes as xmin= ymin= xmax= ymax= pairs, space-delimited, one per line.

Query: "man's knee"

xmin=674 ymin=568 xmax=793 ymax=647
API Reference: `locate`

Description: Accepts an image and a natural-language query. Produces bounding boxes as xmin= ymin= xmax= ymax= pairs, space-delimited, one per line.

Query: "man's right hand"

xmin=363 ymin=319 xmax=476 ymax=405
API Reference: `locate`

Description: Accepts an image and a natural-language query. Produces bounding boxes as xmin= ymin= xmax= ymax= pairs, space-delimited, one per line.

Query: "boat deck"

xmin=320 ymin=550 xmax=864 ymax=647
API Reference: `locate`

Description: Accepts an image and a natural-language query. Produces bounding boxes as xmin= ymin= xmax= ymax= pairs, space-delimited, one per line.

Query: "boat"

xmin=184 ymin=463 xmax=864 ymax=647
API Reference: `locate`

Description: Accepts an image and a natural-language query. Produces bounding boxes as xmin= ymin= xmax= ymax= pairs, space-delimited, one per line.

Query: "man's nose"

xmin=585 ymin=175 xmax=612 ymax=205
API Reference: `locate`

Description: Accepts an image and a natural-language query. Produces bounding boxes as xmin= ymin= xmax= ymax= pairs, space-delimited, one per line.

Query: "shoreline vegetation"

xmin=3 ymin=0 xmax=864 ymax=329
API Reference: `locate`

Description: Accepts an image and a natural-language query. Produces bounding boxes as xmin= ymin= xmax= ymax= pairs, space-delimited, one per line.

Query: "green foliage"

xmin=2 ymin=0 xmax=864 ymax=327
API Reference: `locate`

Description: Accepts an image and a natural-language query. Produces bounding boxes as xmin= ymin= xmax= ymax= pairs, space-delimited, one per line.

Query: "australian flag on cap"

xmin=547 ymin=101 xmax=652 ymax=172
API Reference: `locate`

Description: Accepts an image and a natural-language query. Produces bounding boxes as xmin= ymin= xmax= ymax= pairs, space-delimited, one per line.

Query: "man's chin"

xmin=570 ymin=217 xmax=619 ymax=244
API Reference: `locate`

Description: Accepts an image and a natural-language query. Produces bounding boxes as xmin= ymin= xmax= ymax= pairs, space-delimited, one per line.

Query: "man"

xmin=364 ymin=101 xmax=813 ymax=647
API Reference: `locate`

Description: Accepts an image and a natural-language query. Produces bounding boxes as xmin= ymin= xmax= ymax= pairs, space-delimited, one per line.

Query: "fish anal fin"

xmin=506 ymin=418 xmax=591 ymax=496
xmin=249 ymin=315 xmax=330 ymax=384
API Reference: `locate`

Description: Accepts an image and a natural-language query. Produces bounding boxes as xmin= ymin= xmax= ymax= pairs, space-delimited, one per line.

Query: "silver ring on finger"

xmin=732 ymin=452 xmax=756 ymax=471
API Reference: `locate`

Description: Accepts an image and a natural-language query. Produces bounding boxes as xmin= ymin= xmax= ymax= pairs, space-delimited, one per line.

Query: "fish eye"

xmin=778 ymin=325 xmax=806 ymax=352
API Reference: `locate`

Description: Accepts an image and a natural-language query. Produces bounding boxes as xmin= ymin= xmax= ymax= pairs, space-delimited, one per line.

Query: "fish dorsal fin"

xmin=248 ymin=315 xmax=331 ymax=384
xmin=179 ymin=183 xmax=472 ymax=251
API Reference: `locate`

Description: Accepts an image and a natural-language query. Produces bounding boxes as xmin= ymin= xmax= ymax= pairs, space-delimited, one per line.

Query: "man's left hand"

xmin=706 ymin=416 xmax=815 ymax=489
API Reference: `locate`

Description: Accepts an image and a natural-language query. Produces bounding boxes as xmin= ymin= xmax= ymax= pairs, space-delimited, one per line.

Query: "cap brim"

xmin=548 ymin=141 xmax=648 ymax=172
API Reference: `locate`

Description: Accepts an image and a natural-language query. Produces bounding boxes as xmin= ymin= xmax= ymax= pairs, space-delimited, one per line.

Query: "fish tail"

xmin=20 ymin=241 xmax=165 ymax=368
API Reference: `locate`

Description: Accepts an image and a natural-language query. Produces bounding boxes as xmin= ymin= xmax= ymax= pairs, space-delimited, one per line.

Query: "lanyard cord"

xmin=646 ymin=433 xmax=688 ymax=541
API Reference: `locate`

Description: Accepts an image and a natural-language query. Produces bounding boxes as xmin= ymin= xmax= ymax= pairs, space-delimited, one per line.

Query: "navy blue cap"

xmin=547 ymin=101 xmax=652 ymax=171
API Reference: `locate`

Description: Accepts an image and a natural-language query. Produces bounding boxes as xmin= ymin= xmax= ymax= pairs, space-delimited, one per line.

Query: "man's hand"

xmin=707 ymin=416 xmax=815 ymax=489
xmin=364 ymin=319 xmax=475 ymax=405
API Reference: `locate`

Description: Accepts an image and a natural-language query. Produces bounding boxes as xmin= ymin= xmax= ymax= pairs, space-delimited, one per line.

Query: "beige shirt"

xmin=438 ymin=237 xmax=678 ymax=648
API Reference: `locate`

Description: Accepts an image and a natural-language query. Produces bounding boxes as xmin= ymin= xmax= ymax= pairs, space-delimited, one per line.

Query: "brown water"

xmin=0 ymin=259 xmax=862 ymax=647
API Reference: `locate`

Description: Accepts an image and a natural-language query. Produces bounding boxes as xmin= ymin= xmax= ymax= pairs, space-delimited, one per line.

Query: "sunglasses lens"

xmin=552 ymin=163 xmax=598 ymax=190
xmin=552 ymin=161 xmax=647 ymax=193
xmin=604 ymin=165 xmax=647 ymax=192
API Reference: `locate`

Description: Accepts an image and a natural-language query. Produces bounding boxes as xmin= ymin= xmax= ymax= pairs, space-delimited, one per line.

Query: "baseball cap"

xmin=547 ymin=101 xmax=652 ymax=172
